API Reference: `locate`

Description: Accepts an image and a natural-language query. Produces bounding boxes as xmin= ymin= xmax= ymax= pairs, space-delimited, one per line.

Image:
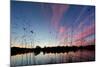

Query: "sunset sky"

xmin=11 ymin=1 xmax=95 ymax=48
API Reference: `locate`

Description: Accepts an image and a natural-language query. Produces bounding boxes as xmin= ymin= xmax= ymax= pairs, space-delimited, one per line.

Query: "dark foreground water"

xmin=11 ymin=50 xmax=95 ymax=67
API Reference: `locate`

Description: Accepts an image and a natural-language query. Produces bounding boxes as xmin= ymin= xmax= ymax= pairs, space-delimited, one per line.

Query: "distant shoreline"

xmin=11 ymin=45 xmax=95 ymax=56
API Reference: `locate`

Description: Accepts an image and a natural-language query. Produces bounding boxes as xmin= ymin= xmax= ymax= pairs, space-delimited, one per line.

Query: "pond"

xmin=11 ymin=50 xmax=95 ymax=67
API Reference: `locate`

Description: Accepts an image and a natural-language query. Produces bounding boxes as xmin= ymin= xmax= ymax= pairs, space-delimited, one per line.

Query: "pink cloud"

xmin=60 ymin=23 xmax=95 ymax=46
xmin=70 ymin=37 xmax=95 ymax=46
xmin=50 ymin=4 xmax=69 ymax=45
xmin=58 ymin=26 xmax=69 ymax=41
xmin=74 ymin=23 xmax=95 ymax=41
xmin=72 ymin=40 xmax=87 ymax=46
xmin=57 ymin=22 xmax=95 ymax=46
xmin=51 ymin=4 xmax=69 ymax=29
xmin=59 ymin=26 xmax=66 ymax=35
xmin=57 ymin=26 xmax=69 ymax=46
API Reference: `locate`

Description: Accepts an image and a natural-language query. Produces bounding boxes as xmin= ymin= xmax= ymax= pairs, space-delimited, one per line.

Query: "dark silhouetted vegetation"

xmin=11 ymin=45 xmax=95 ymax=56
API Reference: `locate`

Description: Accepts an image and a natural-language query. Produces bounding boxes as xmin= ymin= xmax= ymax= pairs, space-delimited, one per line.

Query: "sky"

xmin=11 ymin=1 xmax=95 ymax=48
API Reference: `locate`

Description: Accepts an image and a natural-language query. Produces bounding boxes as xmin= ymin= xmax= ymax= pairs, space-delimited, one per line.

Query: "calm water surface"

xmin=11 ymin=50 xmax=95 ymax=67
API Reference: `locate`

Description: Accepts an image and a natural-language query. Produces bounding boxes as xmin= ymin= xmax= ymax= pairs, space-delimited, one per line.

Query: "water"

xmin=11 ymin=50 xmax=95 ymax=67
